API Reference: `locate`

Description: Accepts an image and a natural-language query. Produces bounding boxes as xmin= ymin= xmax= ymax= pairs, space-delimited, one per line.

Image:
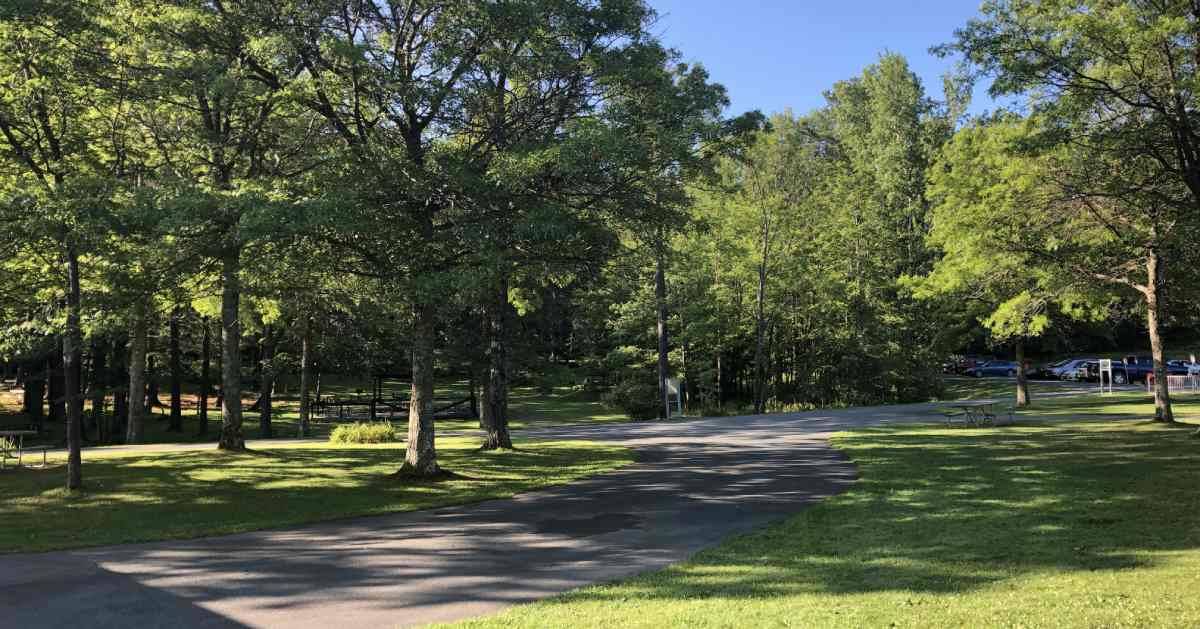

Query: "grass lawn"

xmin=0 ymin=437 xmax=633 ymax=553
xmin=446 ymin=407 xmax=1200 ymax=627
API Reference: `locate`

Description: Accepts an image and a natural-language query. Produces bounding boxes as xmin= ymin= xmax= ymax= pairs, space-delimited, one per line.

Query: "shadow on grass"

xmin=0 ymin=442 xmax=630 ymax=552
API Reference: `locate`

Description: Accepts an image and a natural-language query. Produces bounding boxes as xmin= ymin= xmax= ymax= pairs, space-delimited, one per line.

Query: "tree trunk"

xmin=64 ymin=248 xmax=83 ymax=490
xmin=126 ymin=309 xmax=147 ymax=444
xmin=1015 ymin=339 xmax=1030 ymax=407
xmin=398 ymin=302 xmax=439 ymax=476
xmin=89 ymin=340 xmax=106 ymax=442
xmin=258 ymin=325 xmax=274 ymax=438
xmin=680 ymin=338 xmax=690 ymax=414
xmin=481 ymin=274 xmax=513 ymax=450
xmin=110 ymin=337 xmax=127 ymax=443
xmin=168 ymin=306 xmax=183 ymax=432
xmin=146 ymin=355 xmax=160 ymax=410
xmin=654 ymin=246 xmax=670 ymax=420
xmin=468 ymin=368 xmax=479 ymax=424
xmin=218 ymin=252 xmax=246 ymax=450
xmin=753 ymin=259 xmax=769 ymax=414
xmin=22 ymin=364 xmax=45 ymax=429
xmin=248 ymin=339 xmax=263 ymax=412
xmin=715 ymin=352 xmax=722 ymax=409
xmin=198 ymin=318 xmax=210 ymax=436
xmin=298 ymin=319 xmax=312 ymax=438
xmin=48 ymin=343 xmax=65 ymax=426
xmin=1146 ymin=249 xmax=1174 ymax=422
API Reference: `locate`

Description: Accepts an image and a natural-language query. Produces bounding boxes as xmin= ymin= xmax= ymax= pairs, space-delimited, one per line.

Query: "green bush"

xmin=603 ymin=377 xmax=661 ymax=421
xmin=329 ymin=422 xmax=399 ymax=444
xmin=534 ymin=362 xmax=577 ymax=394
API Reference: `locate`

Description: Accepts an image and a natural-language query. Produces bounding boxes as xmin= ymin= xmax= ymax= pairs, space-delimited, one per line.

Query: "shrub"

xmin=603 ymin=377 xmax=661 ymax=421
xmin=534 ymin=362 xmax=577 ymax=394
xmin=329 ymin=422 xmax=399 ymax=444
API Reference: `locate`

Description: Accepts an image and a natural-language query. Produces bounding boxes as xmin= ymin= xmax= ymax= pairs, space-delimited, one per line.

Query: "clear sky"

xmin=647 ymin=0 xmax=1005 ymax=117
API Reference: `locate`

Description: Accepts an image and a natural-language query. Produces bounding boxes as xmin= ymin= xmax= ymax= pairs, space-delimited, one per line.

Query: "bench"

xmin=1 ymin=432 xmax=48 ymax=470
xmin=17 ymin=446 xmax=49 ymax=468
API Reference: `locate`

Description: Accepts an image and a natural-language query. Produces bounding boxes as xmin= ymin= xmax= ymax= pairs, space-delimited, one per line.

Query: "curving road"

xmin=0 ymin=402 xmax=943 ymax=628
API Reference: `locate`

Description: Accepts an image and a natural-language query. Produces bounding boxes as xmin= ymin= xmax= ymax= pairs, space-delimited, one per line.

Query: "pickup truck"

xmin=1089 ymin=356 xmax=1191 ymax=384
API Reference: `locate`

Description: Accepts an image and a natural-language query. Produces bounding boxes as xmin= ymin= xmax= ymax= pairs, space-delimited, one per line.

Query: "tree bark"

xmin=258 ymin=324 xmax=274 ymax=438
xmin=126 ymin=309 xmax=147 ymax=444
xmin=48 ymin=343 xmax=65 ymax=426
xmin=218 ymin=252 xmax=246 ymax=450
xmin=64 ymin=248 xmax=83 ymax=490
xmin=22 ymin=363 xmax=45 ymax=428
xmin=248 ymin=339 xmax=263 ymax=412
xmin=654 ymin=245 xmax=671 ymax=420
xmin=715 ymin=352 xmax=722 ymax=409
xmin=1146 ymin=249 xmax=1174 ymax=422
xmin=398 ymin=302 xmax=440 ymax=475
xmin=146 ymin=354 xmax=163 ymax=410
xmin=89 ymin=340 xmax=106 ymax=442
xmin=481 ymin=274 xmax=513 ymax=450
xmin=198 ymin=318 xmax=210 ymax=436
xmin=298 ymin=319 xmax=312 ymax=438
xmin=1015 ymin=338 xmax=1030 ymax=407
xmin=168 ymin=306 xmax=183 ymax=432
xmin=753 ymin=256 xmax=769 ymax=414
xmin=110 ymin=337 xmax=127 ymax=443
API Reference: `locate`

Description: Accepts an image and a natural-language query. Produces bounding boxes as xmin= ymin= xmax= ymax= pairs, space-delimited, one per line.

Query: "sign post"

xmin=1098 ymin=358 xmax=1114 ymax=394
xmin=665 ymin=378 xmax=683 ymax=417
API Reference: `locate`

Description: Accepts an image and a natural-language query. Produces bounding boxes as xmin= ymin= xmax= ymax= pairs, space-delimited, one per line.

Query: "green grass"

xmin=1 ymin=381 xmax=627 ymax=447
xmin=446 ymin=410 xmax=1200 ymax=627
xmin=0 ymin=437 xmax=633 ymax=553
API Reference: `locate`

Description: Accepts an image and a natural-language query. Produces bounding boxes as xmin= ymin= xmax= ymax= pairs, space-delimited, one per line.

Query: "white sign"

xmin=1098 ymin=359 xmax=1114 ymax=394
xmin=665 ymin=378 xmax=683 ymax=417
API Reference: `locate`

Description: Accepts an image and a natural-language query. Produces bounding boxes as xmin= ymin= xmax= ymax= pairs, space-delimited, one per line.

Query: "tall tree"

xmin=949 ymin=0 xmax=1200 ymax=423
xmin=0 ymin=0 xmax=126 ymax=488
xmin=918 ymin=116 xmax=1111 ymax=407
xmin=113 ymin=0 xmax=315 ymax=448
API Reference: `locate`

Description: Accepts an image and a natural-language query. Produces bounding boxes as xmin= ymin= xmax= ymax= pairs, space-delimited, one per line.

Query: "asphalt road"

xmin=0 ymin=402 xmax=943 ymax=628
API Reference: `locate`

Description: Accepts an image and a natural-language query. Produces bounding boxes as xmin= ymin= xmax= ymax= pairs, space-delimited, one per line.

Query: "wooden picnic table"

xmin=939 ymin=400 xmax=1011 ymax=427
xmin=0 ymin=430 xmax=41 ymax=469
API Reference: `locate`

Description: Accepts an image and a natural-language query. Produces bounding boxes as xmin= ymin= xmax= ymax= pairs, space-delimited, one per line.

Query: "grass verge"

xmin=446 ymin=416 xmax=1200 ymax=628
xmin=0 ymin=437 xmax=633 ymax=553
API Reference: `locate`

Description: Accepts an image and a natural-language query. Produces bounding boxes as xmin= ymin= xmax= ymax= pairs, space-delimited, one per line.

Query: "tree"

xmin=271 ymin=0 xmax=729 ymax=464
xmin=112 ymin=0 xmax=316 ymax=448
xmin=948 ymin=0 xmax=1200 ymax=422
xmin=0 ymin=0 xmax=125 ymax=488
xmin=918 ymin=117 xmax=1110 ymax=406
xmin=603 ymin=57 xmax=764 ymax=418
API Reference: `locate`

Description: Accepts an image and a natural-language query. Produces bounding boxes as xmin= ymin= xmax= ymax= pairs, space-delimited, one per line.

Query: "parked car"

xmin=943 ymin=354 xmax=996 ymax=374
xmin=1082 ymin=360 xmax=1129 ymax=384
xmin=964 ymin=360 xmax=1021 ymax=378
xmin=1029 ymin=359 xmax=1070 ymax=380
xmin=1055 ymin=358 xmax=1097 ymax=381
xmin=1116 ymin=356 xmax=1189 ymax=383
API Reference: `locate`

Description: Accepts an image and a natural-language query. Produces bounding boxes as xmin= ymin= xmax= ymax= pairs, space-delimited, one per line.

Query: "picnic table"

xmin=939 ymin=400 xmax=1014 ymax=427
xmin=0 ymin=430 xmax=45 ymax=469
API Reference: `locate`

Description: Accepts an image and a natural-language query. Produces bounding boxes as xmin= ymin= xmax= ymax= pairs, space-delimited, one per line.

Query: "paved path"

xmin=1 ymin=402 xmax=943 ymax=628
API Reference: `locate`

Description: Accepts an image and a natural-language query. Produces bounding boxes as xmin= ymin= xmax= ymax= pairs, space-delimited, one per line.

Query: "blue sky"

xmin=648 ymin=0 xmax=1008 ymax=117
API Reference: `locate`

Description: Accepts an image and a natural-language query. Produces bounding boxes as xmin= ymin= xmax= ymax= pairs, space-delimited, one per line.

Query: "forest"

xmin=5 ymin=0 xmax=1200 ymax=496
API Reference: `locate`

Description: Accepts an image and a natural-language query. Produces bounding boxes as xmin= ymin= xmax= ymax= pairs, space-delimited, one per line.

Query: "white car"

xmin=1054 ymin=358 xmax=1096 ymax=381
